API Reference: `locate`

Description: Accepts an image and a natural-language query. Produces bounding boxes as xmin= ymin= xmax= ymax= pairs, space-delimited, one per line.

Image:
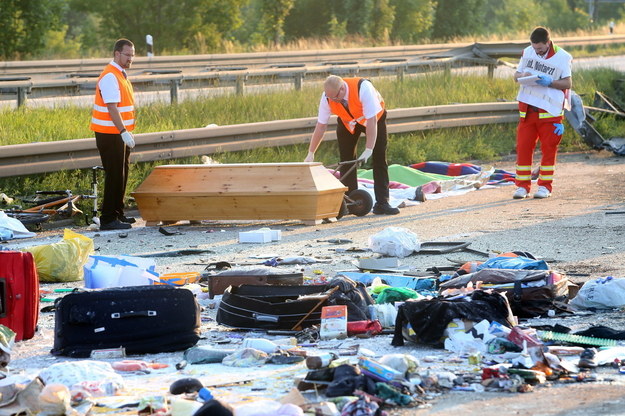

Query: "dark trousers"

xmin=337 ymin=111 xmax=390 ymax=204
xmin=95 ymin=132 xmax=130 ymax=224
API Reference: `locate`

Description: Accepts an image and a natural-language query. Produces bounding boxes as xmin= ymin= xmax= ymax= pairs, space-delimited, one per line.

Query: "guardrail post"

xmin=396 ymin=66 xmax=405 ymax=82
xmin=294 ymin=73 xmax=304 ymax=90
xmin=487 ymin=63 xmax=496 ymax=79
xmin=236 ymin=76 xmax=246 ymax=95
xmin=170 ymin=80 xmax=179 ymax=104
xmin=17 ymin=87 xmax=27 ymax=108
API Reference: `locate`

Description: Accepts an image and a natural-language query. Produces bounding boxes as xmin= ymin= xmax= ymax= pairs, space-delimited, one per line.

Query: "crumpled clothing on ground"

xmin=326 ymin=365 xmax=377 ymax=398
xmin=392 ymin=290 xmax=515 ymax=347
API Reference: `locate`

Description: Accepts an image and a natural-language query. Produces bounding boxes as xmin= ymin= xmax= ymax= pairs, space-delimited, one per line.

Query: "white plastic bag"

xmin=83 ymin=255 xmax=158 ymax=289
xmin=569 ymin=276 xmax=625 ymax=310
xmin=368 ymin=227 xmax=420 ymax=258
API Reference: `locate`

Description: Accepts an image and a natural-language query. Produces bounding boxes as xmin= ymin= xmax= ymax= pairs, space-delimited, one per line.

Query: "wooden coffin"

xmin=131 ymin=162 xmax=348 ymax=225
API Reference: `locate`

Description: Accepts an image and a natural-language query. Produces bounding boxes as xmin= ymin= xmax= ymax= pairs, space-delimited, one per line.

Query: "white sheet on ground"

xmin=357 ymin=167 xmax=495 ymax=207
xmin=0 ymin=211 xmax=36 ymax=239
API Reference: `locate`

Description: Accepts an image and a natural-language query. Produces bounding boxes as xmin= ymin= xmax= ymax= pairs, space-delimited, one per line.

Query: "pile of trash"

xmin=3 ymin=226 xmax=625 ymax=415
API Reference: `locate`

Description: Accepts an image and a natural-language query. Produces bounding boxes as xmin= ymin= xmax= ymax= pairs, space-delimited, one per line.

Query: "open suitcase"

xmin=52 ymin=285 xmax=200 ymax=357
xmin=207 ymin=271 xmax=303 ymax=299
xmin=216 ymin=279 xmax=373 ymax=331
xmin=217 ymin=285 xmax=329 ymax=330
xmin=0 ymin=251 xmax=39 ymax=341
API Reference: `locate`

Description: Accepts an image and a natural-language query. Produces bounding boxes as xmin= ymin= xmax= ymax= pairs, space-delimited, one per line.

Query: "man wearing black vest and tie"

xmin=304 ymin=75 xmax=399 ymax=215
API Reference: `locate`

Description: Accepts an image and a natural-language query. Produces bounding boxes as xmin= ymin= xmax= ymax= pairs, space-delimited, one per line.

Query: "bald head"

xmin=324 ymin=75 xmax=345 ymax=102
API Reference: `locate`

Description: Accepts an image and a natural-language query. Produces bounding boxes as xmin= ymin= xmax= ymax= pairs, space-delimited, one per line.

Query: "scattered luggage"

xmin=207 ymin=270 xmax=303 ymax=299
xmin=0 ymin=251 xmax=39 ymax=341
xmin=51 ymin=285 xmax=200 ymax=357
xmin=216 ymin=277 xmax=373 ymax=331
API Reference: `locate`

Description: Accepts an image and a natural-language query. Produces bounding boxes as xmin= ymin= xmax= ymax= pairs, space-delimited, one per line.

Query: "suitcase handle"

xmin=0 ymin=278 xmax=6 ymax=317
xmin=111 ymin=310 xmax=157 ymax=319
xmin=253 ymin=313 xmax=279 ymax=323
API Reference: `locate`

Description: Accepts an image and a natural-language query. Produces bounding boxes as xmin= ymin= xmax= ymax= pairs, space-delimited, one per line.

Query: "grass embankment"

xmin=0 ymin=68 xmax=623 ymax=214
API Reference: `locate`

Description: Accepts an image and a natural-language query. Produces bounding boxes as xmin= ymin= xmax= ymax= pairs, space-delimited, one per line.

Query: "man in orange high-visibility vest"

xmin=305 ymin=75 xmax=399 ymax=215
xmin=513 ymin=27 xmax=572 ymax=200
xmin=90 ymin=38 xmax=137 ymax=230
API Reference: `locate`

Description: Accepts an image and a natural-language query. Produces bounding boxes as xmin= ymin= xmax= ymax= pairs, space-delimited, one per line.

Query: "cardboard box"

xmin=239 ymin=229 xmax=272 ymax=243
xmin=320 ymin=305 xmax=347 ymax=340
xmin=358 ymin=357 xmax=404 ymax=382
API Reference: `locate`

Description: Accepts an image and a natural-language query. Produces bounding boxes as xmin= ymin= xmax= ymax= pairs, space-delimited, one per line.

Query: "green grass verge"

xmin=1 ymin=68 xmax=623 ymax=211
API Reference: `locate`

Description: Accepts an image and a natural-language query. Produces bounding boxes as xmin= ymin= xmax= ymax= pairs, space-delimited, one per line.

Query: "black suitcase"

xmin=51 ymin=285 xmax=201 ymax=357
xmin=216 ymin=278 xmax=373 ymax=331
xmin=217 ymin=284 xmax=328 ymax=330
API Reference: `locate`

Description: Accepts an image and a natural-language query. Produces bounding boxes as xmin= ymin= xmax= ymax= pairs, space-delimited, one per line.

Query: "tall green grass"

xmin=1 ymin=68 xmax=623 ymax=208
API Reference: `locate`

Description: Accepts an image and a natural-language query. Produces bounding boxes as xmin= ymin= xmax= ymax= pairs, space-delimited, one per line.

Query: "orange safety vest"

xmin=90 ymin=64 xmax=135 ymax=134
xmin=328 ymin=78 xmax=385 ymax=134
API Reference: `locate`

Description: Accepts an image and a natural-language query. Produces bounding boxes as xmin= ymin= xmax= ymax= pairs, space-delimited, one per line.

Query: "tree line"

xmin=1 ymin=0 xmax=622 ymax=60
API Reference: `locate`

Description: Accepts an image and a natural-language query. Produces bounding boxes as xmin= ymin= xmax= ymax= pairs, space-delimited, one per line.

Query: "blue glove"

xmin=553 ymin=123 xmax=564 ymax=135
xmin=536 ymin=74 xmax=553 ymax=87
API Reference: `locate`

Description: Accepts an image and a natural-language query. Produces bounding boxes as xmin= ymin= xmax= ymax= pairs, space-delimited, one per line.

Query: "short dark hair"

xmin=113 ymin=38 xmax=134 ymax=54
xmin=530 ymin=27 xmax=550 ymax=44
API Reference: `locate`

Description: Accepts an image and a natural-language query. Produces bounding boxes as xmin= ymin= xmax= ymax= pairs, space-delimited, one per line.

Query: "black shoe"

xmin=100 ymin=219 xmax=132 ymax=230
xmin=578 ymin=348 xmax=598 ymax=368
xmin=372 ymin=202 xmax=400 ymax=215
xmin=118 ymin=215 xmax=136 ymax=224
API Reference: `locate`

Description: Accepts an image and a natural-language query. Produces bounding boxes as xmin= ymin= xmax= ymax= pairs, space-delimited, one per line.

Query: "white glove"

xmin=304 ymin=151 xmax=315 ymax=162
xmin=358 ymin=148 xmax=373 ymax=163
xmin=121 ymin=131 xmax=135 ymax=148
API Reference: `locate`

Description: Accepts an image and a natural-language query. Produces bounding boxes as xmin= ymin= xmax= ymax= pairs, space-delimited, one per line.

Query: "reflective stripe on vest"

xmin=90 ymin=64 xmax=135 ymax=134
xmin=518 ymin=110 xmax=564 ymax=119
xmin=328 ymin=78 xmax=385 ymax=134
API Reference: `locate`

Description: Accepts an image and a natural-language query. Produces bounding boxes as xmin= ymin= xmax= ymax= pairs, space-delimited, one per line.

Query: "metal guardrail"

xmin=3 ymin=35 xmax=624 ymax=76
xmin=3 ymin=35 xmax=625 ymax=108
xmin=0 ymin=57 xmax=497 ymax=108
xmin=0 ymin=102 xmax=518 ymax=178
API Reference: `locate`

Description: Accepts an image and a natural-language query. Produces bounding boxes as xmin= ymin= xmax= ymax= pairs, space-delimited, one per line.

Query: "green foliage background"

xmin=2 ymin=0 xmax=624 ymax=59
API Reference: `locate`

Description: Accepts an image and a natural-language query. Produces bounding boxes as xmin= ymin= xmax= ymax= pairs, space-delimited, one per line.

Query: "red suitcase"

xmin=0 ymin=251 xmax=39 ymax=341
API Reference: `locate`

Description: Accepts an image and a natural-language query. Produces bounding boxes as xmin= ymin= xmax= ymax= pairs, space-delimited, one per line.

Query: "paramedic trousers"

xmin=95 ymin=132 xmax=131 ymax=224
xmin=336 ymin=111 xmax=390 ymax=204
xmin=515 ymin=109 xmax=563 ymax=192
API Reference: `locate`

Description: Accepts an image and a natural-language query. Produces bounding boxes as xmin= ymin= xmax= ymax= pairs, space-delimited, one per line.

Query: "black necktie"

xmin=341 ymin=99 xmax=349 ymax=111
xmin=122 ymin=71 xmax=127 ymax=79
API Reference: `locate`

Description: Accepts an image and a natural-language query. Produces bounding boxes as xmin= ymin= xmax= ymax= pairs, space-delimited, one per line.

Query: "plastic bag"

xmin=368 ymin=227 xmax=420 ymax=258
xmin=83 ymin=255 xmax=158 ymax=289
xmin=23 ymin=229 xmax=94 ymax=282
xmin=376 ymin=287 xmax=420 ymax=304
xmin=569 ymin=276 xmax=625 ymax=310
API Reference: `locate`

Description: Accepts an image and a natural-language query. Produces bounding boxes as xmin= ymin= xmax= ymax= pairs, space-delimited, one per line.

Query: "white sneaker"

xmin=513 ymin=187 xmax=529 ymax=199
xmin=534 ymin=186 xmax=551 ymax=199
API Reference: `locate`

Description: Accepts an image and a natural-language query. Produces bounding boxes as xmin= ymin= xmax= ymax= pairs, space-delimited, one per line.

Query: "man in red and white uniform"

xmin=513 ymin=26 xmax=572 ymax=199
xmin=90 ymin=38 xmax=137 ymax=230
xmin=305 ymin=75 xmax=399 ymax=215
